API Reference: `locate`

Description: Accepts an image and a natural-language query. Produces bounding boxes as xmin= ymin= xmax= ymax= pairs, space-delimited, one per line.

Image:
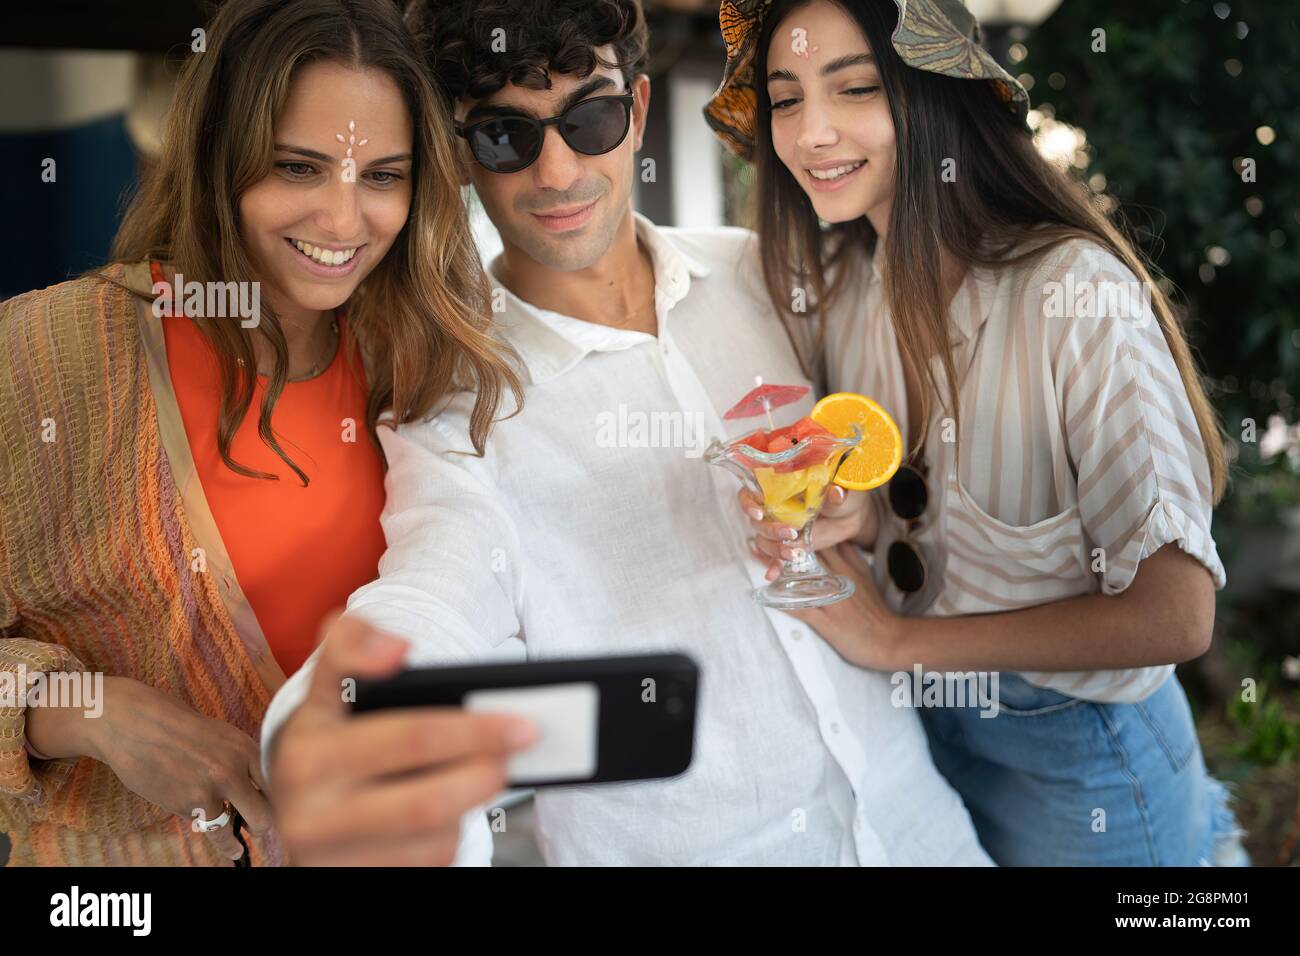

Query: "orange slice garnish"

xmin=810 ymin=392 xmax=903 ymax=491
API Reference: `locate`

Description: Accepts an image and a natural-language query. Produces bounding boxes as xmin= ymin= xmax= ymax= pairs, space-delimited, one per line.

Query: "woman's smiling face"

xmin=766 ymin=0 xmax=897 ymax=231
xmin=238 ymin=60 xmax=414 ymax=318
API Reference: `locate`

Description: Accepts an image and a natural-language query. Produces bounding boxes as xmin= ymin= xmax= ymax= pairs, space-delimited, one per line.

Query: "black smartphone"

xmin=348 ymin=653 xmax=699 ymax=789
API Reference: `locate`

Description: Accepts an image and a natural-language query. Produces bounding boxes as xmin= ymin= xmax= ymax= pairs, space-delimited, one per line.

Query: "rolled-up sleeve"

xmin=1051 ymin=243 xmax=1226 ymax=596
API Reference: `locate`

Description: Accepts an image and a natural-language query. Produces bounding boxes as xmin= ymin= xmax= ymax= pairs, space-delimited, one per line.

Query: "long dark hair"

xmin=752 ymin=0 xmax=1227 ymax=501
xmin=112 ymin=0 xmax=522 ymax=483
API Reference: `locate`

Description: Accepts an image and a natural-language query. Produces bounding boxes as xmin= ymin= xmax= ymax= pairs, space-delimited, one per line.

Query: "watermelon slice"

xmin=733 ymin=418 xmax=842 ymax=473
xmin=793 ymin=418 xmax=834 ymax=441
xmin=768 ymin=434 xmax=797 ymax=454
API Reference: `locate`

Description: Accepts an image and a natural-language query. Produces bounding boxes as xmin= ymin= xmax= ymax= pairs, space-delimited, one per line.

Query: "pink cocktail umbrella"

xmin=724 ymin=376 xmax=810 ymax=430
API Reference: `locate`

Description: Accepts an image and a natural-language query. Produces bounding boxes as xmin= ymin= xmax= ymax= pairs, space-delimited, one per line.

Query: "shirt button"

xmin=791 ymin=630 xmax=804 ymax=641
xmin=830 ymin=722 xmax=840 ymax=734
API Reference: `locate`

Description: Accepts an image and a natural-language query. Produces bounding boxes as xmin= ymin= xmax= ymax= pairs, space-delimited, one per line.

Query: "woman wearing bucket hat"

xmin=711 ymin=0 xmax=1248 ymax=866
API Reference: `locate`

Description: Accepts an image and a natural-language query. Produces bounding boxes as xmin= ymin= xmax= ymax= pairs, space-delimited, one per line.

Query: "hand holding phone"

xmin=269 ymin=614 xmax=538 ymax=866
xmin=350 ymin=653 xmax=699 ymax=788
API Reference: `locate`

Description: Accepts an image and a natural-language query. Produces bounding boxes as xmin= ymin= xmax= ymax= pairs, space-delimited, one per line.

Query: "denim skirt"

xmin=919 ymin=672 xmax=1248 ymax=866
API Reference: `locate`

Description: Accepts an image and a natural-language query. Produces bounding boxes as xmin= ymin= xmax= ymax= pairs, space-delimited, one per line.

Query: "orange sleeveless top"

xmin=155 ymin=261 xmax=387 ymax=675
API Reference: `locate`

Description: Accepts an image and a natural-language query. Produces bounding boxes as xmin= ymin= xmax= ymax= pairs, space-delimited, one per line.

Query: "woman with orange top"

xmin=0 ymin=0 xmax=520 ymax=866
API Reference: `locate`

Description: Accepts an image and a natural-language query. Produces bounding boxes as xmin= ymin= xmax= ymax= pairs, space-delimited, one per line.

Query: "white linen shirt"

xmin=826 ymin=238 xmax=1227 ymax=703
xmin=262 ymin=213 xmax=990 ymax=867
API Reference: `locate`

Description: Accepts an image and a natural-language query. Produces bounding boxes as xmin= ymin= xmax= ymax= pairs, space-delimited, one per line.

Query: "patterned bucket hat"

xmin=704 ymin=0 xmax=1030 ymax=161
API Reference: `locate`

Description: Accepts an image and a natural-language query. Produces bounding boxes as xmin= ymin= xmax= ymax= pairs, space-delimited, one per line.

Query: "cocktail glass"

xmin=705 ymin=423 xmax=863 ymax=609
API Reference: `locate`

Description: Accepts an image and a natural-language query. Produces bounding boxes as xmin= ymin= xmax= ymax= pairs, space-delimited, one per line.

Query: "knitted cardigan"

xmin=0 ymin=261 xmax=291 ymax=866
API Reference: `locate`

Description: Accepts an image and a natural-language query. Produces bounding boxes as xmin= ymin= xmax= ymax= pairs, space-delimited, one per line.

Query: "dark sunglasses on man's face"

xmin=455 ymin=93 xmax=635 ymax=174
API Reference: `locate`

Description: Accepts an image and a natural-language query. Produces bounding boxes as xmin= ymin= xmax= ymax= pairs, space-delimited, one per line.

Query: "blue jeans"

xmin=919 ymin=672 xmax=1248 ymax=866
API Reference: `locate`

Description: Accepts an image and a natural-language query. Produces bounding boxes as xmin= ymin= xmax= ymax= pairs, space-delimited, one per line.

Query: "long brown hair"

xmin=752 ymin=0 xmax=1227 ymax=503
xmin=111 ymin=0 xmax=521 ymax=483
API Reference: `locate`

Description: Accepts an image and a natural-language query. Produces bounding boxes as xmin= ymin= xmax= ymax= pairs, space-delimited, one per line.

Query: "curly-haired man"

xmin=262 ymin=0 xmax=992 ymax=867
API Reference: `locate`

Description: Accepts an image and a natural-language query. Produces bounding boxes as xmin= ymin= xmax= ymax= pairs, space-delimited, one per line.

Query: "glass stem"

xmin=784 ymin=519 xmax=819 ymax=576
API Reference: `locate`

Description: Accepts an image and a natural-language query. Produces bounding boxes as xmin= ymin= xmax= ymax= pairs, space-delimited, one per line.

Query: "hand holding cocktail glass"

xmin=705 ymin=380 xmax=903 ymax=609
xmin=741 ymin=482 xmax=876 ymax=581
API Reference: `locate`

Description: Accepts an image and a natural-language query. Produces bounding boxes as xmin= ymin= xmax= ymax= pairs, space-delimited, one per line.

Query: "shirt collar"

xmin=949 ymin=263 xmax=1005 ymax=344
xmin=868 ymin=248 xmax=883 ymax=287
xmin=489 ymin=212 xmax=711 ymax=385
xmin=637 ymin=210 xmax=712 ymax=289
xmin=121 ymin=257 xmax=161 ymax=298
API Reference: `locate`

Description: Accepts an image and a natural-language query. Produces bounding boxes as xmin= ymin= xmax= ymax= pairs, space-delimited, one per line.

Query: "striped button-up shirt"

xmin=827 ymin=238 xmax=1226 ymax=703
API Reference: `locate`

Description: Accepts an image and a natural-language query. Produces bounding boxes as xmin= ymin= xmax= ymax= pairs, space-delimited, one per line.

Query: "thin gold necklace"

xmin=238 ymin=317 xmax=339 ymax=382
xmin=291 ymin=316 xmax=340 ymax=381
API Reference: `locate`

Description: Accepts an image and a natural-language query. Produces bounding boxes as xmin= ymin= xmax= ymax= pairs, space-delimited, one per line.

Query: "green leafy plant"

xmin=1228 ymin=686 xmax=1300 ymax=765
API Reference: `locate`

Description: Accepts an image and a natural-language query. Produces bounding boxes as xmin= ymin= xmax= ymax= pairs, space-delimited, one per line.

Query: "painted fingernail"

xmin=780 ymin=527 xmax=798 ymax=541
xmin=747 ymin=508 xmax=764 ymax=521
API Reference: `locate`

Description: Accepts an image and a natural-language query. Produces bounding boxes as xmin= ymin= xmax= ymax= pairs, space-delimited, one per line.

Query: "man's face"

xmin=456 ymin=45 xmax=649 ymax=273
